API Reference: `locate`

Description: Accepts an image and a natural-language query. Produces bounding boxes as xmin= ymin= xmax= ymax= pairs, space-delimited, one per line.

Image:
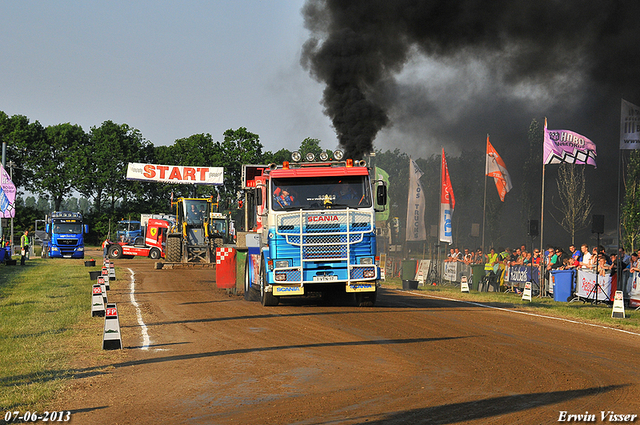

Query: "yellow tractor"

xmin=165 ymin=197 xmax=231 ymax=263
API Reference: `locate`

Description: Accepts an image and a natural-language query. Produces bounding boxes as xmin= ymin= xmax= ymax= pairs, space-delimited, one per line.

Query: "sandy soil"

xmin=53 ymin=250 xmax=640 ymax=424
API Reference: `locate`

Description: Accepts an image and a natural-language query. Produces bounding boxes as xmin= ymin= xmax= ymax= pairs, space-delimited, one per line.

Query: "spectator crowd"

xmin=444 ymin=243 xmax=640 ymax=293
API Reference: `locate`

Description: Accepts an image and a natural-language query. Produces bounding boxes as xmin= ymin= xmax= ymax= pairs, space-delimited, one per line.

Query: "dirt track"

xmin=55 ymin=252 xmax=640 ymax=424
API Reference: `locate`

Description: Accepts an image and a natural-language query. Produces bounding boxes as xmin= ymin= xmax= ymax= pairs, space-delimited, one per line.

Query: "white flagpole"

xmin=482 ymin=135 xmax=488 ymax=257
xmin=540 ymin=119 xmax=547 ymax=295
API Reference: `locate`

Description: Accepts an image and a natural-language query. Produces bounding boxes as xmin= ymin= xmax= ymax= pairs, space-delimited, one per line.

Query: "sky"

xmin=1 ymin=1 xmax=336 ymax=152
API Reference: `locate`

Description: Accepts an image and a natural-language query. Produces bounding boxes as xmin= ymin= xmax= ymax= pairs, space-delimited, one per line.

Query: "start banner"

xmin=126 ymin=162 xmax=223 ymax=185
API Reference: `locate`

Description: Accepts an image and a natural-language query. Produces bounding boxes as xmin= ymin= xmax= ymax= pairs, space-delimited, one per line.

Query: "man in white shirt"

xmin=579 ymin=244 xmax=592 ymax=269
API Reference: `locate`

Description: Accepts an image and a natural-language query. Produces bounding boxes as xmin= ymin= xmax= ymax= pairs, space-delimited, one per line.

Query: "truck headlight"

xmin=275 ymin=260 xmax=289 ymax=268
xmin=359 ymin=257 xmax=373 ymax=265
xmin=77 ymin=247 xmax=84 ymax=251
xmin=52 ymin=247 xmax=59 ymax=251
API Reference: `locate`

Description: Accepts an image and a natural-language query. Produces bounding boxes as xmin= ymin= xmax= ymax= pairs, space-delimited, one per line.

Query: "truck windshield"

xmin=117 ymin=222 xmax=140 ymax=233
xmin=53 ymin=223 xmax=83 ymax=234
xmin=183 ymin=200 xmax=209 ymax=225
xmin=271 ymin=175 xmax=371 ymax=210
xmin=211 ymin=219 xmax=227 ymax=234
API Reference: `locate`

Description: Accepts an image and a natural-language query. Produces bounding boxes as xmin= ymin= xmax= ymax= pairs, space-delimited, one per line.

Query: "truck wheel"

xmin=166 ymin=236 xmax=181 ymax=263
xmin=244 ymin=254 xmax=259 ymax=301
xmin=149 ymin=248 xmax=161 ymax=260
xmin=108 ymin=244 xmax=122 ymax=259
xmin=260 ymin=257 xmax=279 ymax=306
xmin=355 ymin=288 xmax=377 ymax=307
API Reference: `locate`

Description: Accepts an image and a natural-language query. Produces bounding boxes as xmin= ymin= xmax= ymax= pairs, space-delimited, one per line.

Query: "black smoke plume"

xmin=301 ymin=0 xmax=640 ymax=161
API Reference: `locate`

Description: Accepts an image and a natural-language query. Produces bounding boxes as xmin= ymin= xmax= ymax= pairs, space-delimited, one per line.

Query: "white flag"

xmin=405 ymin=158 xmax=426 ymax=241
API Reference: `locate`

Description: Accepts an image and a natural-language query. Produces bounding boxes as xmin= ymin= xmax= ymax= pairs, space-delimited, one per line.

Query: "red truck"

xmin=106 ymin=218 xmax=171 ymax=260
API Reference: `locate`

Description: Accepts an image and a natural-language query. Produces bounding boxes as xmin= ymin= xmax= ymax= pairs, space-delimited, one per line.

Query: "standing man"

xmin=20 ymin=230 xmax=29 ymax=265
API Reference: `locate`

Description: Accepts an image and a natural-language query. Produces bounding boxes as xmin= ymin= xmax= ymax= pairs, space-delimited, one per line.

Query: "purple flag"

xmin=543 ymin=120 xmax=597 ymax=167
xmin=0 ymin=164 xmax=16 ymax=218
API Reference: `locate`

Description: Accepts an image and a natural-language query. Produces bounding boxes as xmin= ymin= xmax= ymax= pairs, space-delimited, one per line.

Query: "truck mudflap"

xmin=272 ymin=285 xmax=305 ymax=296
xmin=345 ymin=282 xmax=377 ymax=293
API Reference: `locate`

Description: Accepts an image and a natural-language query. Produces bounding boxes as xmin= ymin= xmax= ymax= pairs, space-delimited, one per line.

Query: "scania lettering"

xmin=46 ymin=211 xmax=89 ymax=259
xmin=241 ymin=152 xmax=387 ymax=307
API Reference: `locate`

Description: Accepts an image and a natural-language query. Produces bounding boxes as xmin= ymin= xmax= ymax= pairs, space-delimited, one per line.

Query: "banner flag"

xmin=485 ymin=136 xmax=512 ymax=202
xmin=543 ymin=119 xmax=597 ymax=167
xmin=621 ymin=99 xmax=640 ymax=150
xmin=405 ymin=159 xmax=426 ymax=241
xmin=0 ymin=164 xmax=16 ymax=218
xmin=439 ymin=148 xmax=455 ymax=244
xmin=375 ymin=167 xmax=390 ymax=222
xmin=127 ymin=162 xmax=223 ymax=185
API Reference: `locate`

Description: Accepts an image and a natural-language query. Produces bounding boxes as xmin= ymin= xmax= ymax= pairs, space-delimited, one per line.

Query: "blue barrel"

xmin=552 ymin=269 xmax=575 ymax=302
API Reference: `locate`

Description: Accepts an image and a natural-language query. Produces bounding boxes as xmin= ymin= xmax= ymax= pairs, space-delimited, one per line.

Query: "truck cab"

xmin=117 ymin=220 xmax=142 ymax=244
xmin=242 ymin=152 xmax=387 ymax=306
xmin=46 ymin=211 xmax=89 ymax=259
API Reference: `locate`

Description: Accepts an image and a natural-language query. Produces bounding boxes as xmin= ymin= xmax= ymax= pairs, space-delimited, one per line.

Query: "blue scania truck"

xmin=46 ymin=211 xmax=89 ymax=258
xmin=241 ymin=151 xmax=387 ymax=307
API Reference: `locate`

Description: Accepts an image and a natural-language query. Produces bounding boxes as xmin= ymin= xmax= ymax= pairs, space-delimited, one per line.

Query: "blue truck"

xmin=241 ymin=151 xmax=387 ymax=307
xmin=116 ymin=219 xmax=142 ymax=244
xmin=46 ymin=211 xmax=89 ymax=258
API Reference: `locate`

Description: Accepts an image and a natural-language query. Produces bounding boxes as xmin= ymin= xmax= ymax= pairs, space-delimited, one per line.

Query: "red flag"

xmin=485 ymin=136 xmax=512 ymax=202
xmin=440 ymin=149 xmax=455 ymax=244
xmin=441 ymin=148 xmax=455 ymax=209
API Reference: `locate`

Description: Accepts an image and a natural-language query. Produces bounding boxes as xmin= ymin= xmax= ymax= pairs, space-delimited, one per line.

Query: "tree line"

xmin=2 ymin=110 xmax=639 ymax=251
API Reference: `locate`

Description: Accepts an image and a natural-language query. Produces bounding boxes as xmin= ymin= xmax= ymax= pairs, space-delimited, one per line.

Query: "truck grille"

xmin=274 ymin=210 xmax=375 ymax=283
xmin=58 ymin=239 xmax=78 ymax=245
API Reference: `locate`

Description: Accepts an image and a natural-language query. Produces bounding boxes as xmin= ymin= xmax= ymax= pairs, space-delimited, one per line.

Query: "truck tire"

xmin=259 ymin=256 xmax=279 ymax=306
xmin=108 ymin=244 xmax=122 ymax=259
xmin=166 ymin=236 xmax=182 ymax=263
xmin=355 ymin=288 xmax=377 ymax=307
xmin=244 ymin=254 xmax=259 ymax=301
xmin=148 ymin=248 xmax=161 ymax=260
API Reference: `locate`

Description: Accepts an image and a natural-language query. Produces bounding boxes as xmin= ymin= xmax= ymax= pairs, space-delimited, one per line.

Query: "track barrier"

xmin=91 ymin=284 xmax=105 ymax=317
xmin=612 ymin=291 xmax=625 ymax=318
xmin=97 ymin=276 xmax=108 ymax=305
xmin=460 ymin=276 xmax=469 ymax=293
xmin=522 ymin=282 xmax=532 ymax=302
xmin=102 ymin=303 xmax=122 ymax=350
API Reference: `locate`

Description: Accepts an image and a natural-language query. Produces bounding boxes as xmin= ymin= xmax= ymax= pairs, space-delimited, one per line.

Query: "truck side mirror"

xmin=376 ymin=185 xmax=387 ymax=206
xmin=46 ymin=224 xmax=50 ymax=233
xmin=84 ymin=225 xmax=89 ymax=234
xmin=256 ymin=188 xmax=263 ymax=206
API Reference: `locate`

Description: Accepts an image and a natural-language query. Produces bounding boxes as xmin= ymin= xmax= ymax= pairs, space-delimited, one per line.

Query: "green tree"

xmin=264 ymin=148 xmax=292 ymax=164
xmin=297 ymin=137 xmax=324 ymax=159
xmin=78 ymin=121 xmax=150 ymax=213
xmin=152 ymin=133 xmax=223 ymax=200
xmin=0 ymin=112 xmax=43 ymax=190
xmin=27 ymin=123 xmax=88 ymax=210
xmin=622 ymin=151 xmax=640 ymax=252
xmin=550 ymin=164 xmax=593 ymax=245
xmin=219 ymin=128 xmax=264 ymax=203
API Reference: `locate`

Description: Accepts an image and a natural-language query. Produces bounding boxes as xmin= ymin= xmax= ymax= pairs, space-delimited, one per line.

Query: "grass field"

xmin=0 ymin=255 xmax=111 ymax=411
xmin=1 ymin=258 xmax=638 ymax=412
